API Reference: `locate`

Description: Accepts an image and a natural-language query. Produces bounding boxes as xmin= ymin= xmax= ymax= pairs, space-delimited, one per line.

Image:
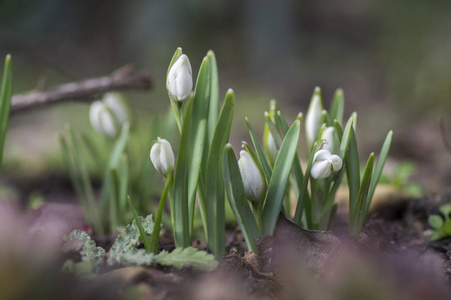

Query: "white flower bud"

xmin=238 ymin=150 xmax=265 ymax=202
xmin=305 ymin=89 xmax=323 ymax=147
xmin=150 ymin=138 xmax=175 ymax=176
xmin=167 ymin=54 xmax=193 ymax=102
xmin=320 ymin=126 xmax=336 ymax=153
xmin=89 ymin=93 xmax=130 ymax=138
xmin=266 ymin=131 xmax=278 ymax=163
xmin=310 ymin=149 xmax=342 ymax=179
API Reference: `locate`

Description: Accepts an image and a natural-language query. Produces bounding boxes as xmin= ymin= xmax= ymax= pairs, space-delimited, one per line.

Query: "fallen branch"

xmin=11 ymin=65 xmax=152 ymax=113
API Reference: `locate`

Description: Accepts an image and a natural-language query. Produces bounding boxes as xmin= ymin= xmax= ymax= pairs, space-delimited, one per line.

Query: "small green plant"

xmin=428 ymin=203 xmax=451 ymax=241
xmin=223 ymin=88 xmax=392 ymax=250
xmin=64 ymin=215 xmax=218 ymax=276
xmin=0 ymin=55 xmax=12 ymax=170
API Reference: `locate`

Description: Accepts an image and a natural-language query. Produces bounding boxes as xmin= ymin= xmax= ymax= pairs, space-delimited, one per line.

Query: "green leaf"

xmin=353 ymin=153 xmax=374 ymax=235
xmin=430 ymin=230 xmax=442 ymax=241
xmin=428 ymin=215 xmax=444 ymax=230
xmin=223 ymin=144 xmax=260 ymax=252
xmin=128 ymin=196 xmax=151 ymax=253
xmin=443 ymin=219 xmax=451 ymax=235
xmin=293 ymin=141 xmax=325 ymax=227
xmin=68 ymin=230 xmax=105 ymax=267
xmin=206 ymin=50 xmax=220 ymax=148
xmin=262 ymin=120 xmax=301 ymax=235
xmin=329 ymin=89 xmax=344 ymax=126
xmin=205 ymin=89 xmax=234 ymax=257
xmin=173 ymin=56 xmax=211 ymax=247
xmin=245 ymin=117 xmax=272 ymax=183
xmin=0 ymin=55 xmax=12 ymax=168
xmin=346 ymin=127 xmax=360 ymax=217
xmin=154 ymin=247 xmax=218 ymax=271
xmin=108 ymin=214 xmax=154 ymax=265
xmin=440 ymin=204 xmax=451 ymax=220
xmin=366 ymin=131 xmax=393 ymax=211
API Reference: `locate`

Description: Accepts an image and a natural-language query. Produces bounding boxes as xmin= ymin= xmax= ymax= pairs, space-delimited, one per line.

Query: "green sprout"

xmin=428 ymin=203 xmax=451 ymax=241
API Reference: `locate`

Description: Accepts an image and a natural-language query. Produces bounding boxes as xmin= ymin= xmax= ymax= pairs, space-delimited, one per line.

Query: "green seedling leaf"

xmin=108 ymin=214 xmax=154 ymax=265
xmin=223 ymin=144 xmax=260 ymax=252
xmin=128 ymin=196 xmax=151 ymax=253
xmin=366 ymin=131 xmax=393 ymax=212
xmin=62 ymin=260 xmax=97 ymax=280
xmin=293 ymin=140 xmax=325 ymax=227
xmin=329 ymin=89 xmax=344 ymax=126
xmin=206 ymin=50 xmax=220 ymax=148
xmin=68 ymin=230 xmax=105 ymax=267
xmin=245 ymin=117 xmax=272 ymax=182
xmin=262 ymin=120 xmax=301 ymax=235
xmin=347 ymin=127 xmax=360 ymax=217
xmin=353 ymin=153 xmax=374 ymax=235
xmin=430 ymin=231 xmax=442 ymax=241
xmin=428 ymin=215 xmax=444 ymax=230
xmin=439 ymin=204 xmax=451 ymax=219
xmin=0 ymin=55 xmax=12 ymax=168
xmin=443 ymin=219 xmax=451 ymax=235
xmin=205 ymin=89 xmax=234 ymax=257
xmin=154 ymin=247 xmax=218 ymax=271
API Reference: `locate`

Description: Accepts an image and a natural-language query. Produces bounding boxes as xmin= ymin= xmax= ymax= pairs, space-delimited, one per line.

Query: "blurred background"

xmin=0 ymin=0 xmax=450 ymax=196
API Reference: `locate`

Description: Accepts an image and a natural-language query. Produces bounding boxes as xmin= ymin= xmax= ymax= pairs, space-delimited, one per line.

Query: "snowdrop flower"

xmin=320 ymin=126 xmax=336 ymax=153
xmin=305 ymin=88 xmax=323 ymax=147
xmin=89 ymin=93 xmax=130 ymax=138
xmin=238 ymin=150 xmax=265 ymax=202
xmin=167 ymin=54 xmax=193 ymax=102
xmin=150 ymin=138 xmax=175 ymax=176
xmin=265 ymin=131 xmax=278 ymax=163
xmin=310 ymin=149 xmax=342 ymax=179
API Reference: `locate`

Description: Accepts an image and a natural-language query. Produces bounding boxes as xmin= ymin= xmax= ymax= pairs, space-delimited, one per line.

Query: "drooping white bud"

xmin=167 ymin=54 xmax=193 ymax=102
xmin=320 ymin=126 xmax=336 ymax=153
xmin=89 ymin=93 xmax=130 ymax=138
xmin=238 ymin=150 xmax=265 ymax=202
xmin=310 ymin=149 xmax=342 ymax=179
xmin=266 ymin=131 xmax=278 ymax=163
xmin=305 ymin=88 xmax=323 ymax=148
xmin=150 ymin=138 xmax=175 ymax=176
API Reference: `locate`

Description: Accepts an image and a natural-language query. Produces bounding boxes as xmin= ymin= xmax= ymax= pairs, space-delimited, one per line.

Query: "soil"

xmin=2 ymin=184 xmax=451 ymax=299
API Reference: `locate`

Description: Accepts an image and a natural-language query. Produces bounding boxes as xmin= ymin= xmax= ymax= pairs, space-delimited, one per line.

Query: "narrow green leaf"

xmin=329 ymin=89 xmax=344 ymax=126
xmin=150 ymin=173 xmax=173 ymax=254
xmin=187 ymin=56 xmax=211 ymax=236
xmin=293 ymin=140 xmax=325 ymax=227
xmin=245 ymin=117 xmax=272 ymax=181
xmin=205 ymin=89 xmax=234 ymax=257
xmin=346 ymin=127 xmax=360 ymax=217
xmin=262 ymin=120 xmax=301 ymax=235
xmin=223 ymin=144 xmax=260 ymax=252
xmin=353 ymin=153 xmax=374 ymax=235
xmin=366 ymin=131 xmax=393 ymax=211
xmin=127 ymin=196 xmax=151 ymax=253
xmin=0 ymin=55 xmax=12 ymax=167
xmin=206 ymin=50 xmax=219 ymax=147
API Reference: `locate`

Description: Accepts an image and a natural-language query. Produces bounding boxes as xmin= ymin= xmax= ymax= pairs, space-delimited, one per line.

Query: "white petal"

xmin=89 ymin=101 xmax=104 ymax=134
xmin=313 ymin=149 xmax=332 ymax=162
xmin=167 ymin=54 xmax=192 ymax=102
xmin=311 ymin=160 xmax=332 ymax=179
xmin=329 ymin=154 xmax=343 ymax=172
xmin=305 ymin=93 xmax=323 ymax=146
xmin=238 ymin=151 xmax=263 ymax=202
xmin=104 ymin=93 xmax=129 ymax=125
xmin=321 ymin=127 xmax=335 ymax=153
xmin=98 ymin=109 xmax=117 ymax=138
xmin=150 ymin=138 xmax=175 ymax=176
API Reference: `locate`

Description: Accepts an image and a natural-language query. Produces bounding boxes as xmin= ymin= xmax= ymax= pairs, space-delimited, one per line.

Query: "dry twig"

xmin=438 ymin=118 xmax=451 ymax=157
xmin=11 ymin=65 xmax=152 ymax=113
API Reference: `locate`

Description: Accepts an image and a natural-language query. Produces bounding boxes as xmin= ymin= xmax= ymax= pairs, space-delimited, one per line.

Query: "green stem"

xmin=150 ymin=172 xmax=173 ymax=254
